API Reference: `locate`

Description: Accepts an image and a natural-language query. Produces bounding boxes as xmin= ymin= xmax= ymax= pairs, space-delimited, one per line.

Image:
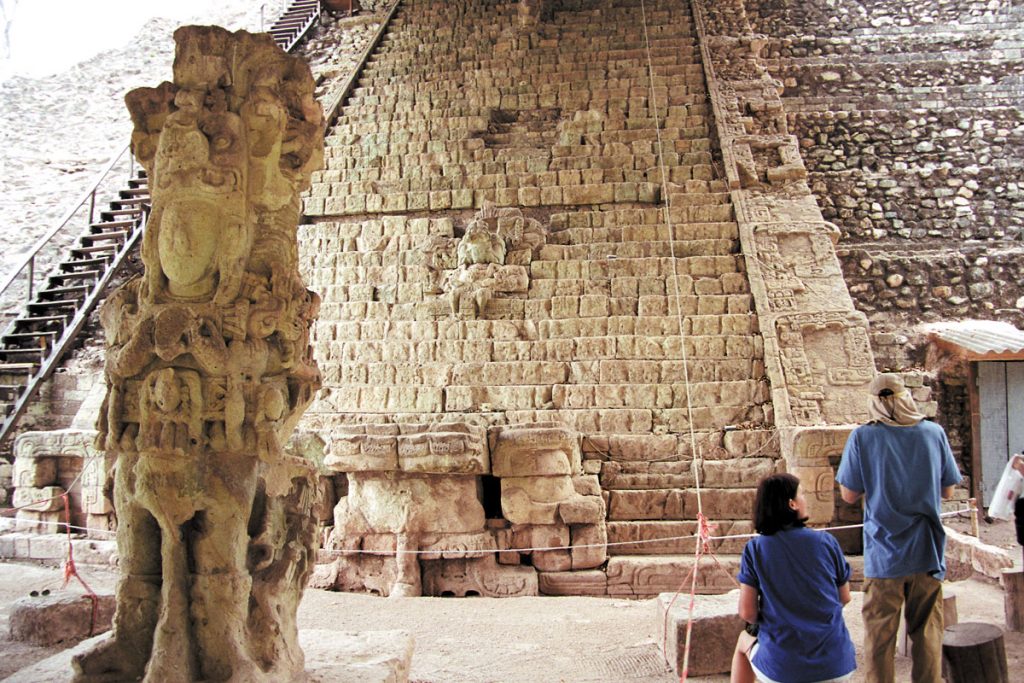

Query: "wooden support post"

xmin=969 ymin=497 xmax=979 ymax=537
xmin=941 ymin=622 xmax=1008 ymax=683
xmin=1003 ymin=569 xmax=1024 ymax=632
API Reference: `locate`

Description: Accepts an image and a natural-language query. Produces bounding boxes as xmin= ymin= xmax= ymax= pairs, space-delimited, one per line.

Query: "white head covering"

xmin=868 ymin=373 xmax=926 ymax=427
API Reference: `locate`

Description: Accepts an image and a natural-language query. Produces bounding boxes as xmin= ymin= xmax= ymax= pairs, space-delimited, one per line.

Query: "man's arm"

xmin=839 ymin=484 xmax=863 ymax=505
xmin=837 ymin=582 xmax=852 ymax=605
xmin=941 ymin=485 xmax=955 ymax=500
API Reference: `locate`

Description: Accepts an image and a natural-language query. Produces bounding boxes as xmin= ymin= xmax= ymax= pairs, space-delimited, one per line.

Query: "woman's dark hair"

xmin=753 ymin=473 xmax=807 ymax=536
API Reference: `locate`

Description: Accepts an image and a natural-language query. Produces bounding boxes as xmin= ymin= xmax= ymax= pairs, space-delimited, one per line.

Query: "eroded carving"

xmin=74 ymin=26 xmax=323 ymax=683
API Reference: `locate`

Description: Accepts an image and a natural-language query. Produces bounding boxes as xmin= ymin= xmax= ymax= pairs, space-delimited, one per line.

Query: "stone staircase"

xmin=301 ymin=0 xmax=781 ymax=596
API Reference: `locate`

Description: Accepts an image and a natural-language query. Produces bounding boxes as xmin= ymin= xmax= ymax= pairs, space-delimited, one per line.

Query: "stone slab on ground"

xmin=945 ymin=526 xmax=1015 ymax=580
xmin=9 ymin=593 xmax=114 ymax=646
xmin=303 ymin=628 xmax=414 ymax=682
xmin=657 ymin=590 xmax=744 ymax=677
xmin=5 ymin=629 xmax=415 ymax=682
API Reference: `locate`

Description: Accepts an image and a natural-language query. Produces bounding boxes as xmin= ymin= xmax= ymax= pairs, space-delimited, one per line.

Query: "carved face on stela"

xmin=126 ymin=26 xmax=323 ymax=306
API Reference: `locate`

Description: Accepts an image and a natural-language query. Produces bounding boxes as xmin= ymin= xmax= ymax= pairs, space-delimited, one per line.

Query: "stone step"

xmin=364 ymin=50 xmax=701 ymax=74
xmin=315 ymin=288 xmax=757 ymax=321
xmin=298 ymin=217 xmax=738 ymax=251
xmin=539 ymin=554 xmax=866 ymax=597
xmin=604 ymin=555 xmax=741 ymax=597
xmin=550 ymin=206 xmax=734 ymax=229
xmin=315 ymin=171 xmax=716 ymax=200
xmin=306 ymin=405 xmax=767 ymax=436
xmin=319 ymin=156 xmax=716 ymax=186
xmin=307 ymin=315 xmax=759 ymax=343
xmin=581 ymin=429 xmax=779 ymax=462
xmin=356 ymin=66 xmax=705 ymax=89
xmin=600 ymin=457 xmax=776 ymax=491
xmin=312 ymin=291 xmax=752 ymax=318
xmin=320 ymin=133 xmax=710 ymax=165
xmin=315 ymin=333 xmax=763 ymax=362
xmin=334 ymin=101 xmax=710 ymax=121
xmin=304 ymin=181 xmax=735 ymax=216
xmin=442 ymin=379 xmax=769 ymax=412
xmin=529 ymin=254 xmax=742 ymax=279
xmin=548 ymin=222 xmax=738 ymax=244
xmin=607 ymin=520 xmax=756 ymax=555
xmin=607 ymin=486 xmax=757 ymax=522
xmin=536 ymin=238 xmax=737 ymax=260
xmin=343 ymin=89 xmax=709 ymax=112
xmin=318 ymin=357 xmax=763 ymax=387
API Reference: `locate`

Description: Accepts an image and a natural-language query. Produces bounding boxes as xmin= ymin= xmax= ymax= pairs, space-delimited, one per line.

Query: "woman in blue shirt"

xmin=731 ymin=473 xmax=857 ymax=683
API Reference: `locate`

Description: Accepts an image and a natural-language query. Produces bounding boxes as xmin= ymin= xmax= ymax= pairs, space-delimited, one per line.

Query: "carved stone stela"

xmin=73 ymin=26 xmax=324 ymax=682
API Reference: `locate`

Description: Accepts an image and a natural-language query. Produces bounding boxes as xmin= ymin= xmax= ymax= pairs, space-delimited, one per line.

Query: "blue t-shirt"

xmin=836 ymin=420 xmax=962 ymax=580
xmin=737 ymin=527 xmax=856 ymax=683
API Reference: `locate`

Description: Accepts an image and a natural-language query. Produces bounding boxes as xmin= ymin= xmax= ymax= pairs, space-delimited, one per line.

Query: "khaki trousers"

xmin=862 ymin=573 xmax=944 ymax=683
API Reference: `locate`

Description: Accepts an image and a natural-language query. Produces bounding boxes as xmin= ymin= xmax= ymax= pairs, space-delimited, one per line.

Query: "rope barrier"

xmin=3 ymin=501 xmax=976 ymax=555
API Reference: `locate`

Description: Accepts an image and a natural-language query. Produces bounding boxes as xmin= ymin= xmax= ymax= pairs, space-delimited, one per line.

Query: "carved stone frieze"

xmin=13 ymin=430 xmax=113 ymax=529
xmin=693 ymin=0 xmax=875 ymax=456
xmin=774 ymin=312 xmax=874 ymax=426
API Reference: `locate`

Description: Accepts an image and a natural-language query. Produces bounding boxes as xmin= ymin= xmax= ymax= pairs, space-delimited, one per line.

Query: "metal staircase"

xmin=269 ymin=0 xmax=321 ymax=52
xmin=0 ymin=143 xmax=149 ymax=447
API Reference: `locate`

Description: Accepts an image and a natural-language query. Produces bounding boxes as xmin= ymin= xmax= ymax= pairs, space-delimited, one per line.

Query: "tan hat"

xmin=867 ymin=373 xmax=924 ymax=426
xmin=868 ymin=373 xmax=905 ymax=396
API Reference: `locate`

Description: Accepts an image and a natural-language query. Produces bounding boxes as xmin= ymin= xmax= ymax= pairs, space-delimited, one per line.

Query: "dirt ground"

xmin=1 ymin=554 xmax=1022 ymax=683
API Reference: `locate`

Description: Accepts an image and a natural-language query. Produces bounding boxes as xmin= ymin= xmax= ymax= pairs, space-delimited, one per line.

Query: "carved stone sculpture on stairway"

xmin=72 ymin=25 xmax=324 ymax=683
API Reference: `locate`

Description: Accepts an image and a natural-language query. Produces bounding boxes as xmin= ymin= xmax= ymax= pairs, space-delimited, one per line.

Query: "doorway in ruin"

xmin=977 ymin=361 xmax=1024 ymax=505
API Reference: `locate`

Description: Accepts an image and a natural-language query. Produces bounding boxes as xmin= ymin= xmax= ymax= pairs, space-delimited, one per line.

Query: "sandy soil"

xmin=0 ymin=560 xmax=1021 ymax=682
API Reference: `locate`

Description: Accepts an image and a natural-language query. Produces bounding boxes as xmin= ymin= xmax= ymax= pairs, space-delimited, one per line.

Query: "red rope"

xmin=60 ymin=493 xmax=99 ymax=636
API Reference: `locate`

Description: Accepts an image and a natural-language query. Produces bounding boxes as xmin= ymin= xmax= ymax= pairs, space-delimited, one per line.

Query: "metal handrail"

xmin=0 ymin=141 xmax=134 ymax=305
xmin=274 ymin=0 xmax=322 ymax=53
xmin=325 ymin=0 xmax=403 ymax=127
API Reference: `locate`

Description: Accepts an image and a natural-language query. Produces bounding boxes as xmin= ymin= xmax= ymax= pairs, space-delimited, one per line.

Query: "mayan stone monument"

xmin=73 ymin=26 xmax=324 ymax=682
xmin=295 ymin=0 xmax=876 ymax=599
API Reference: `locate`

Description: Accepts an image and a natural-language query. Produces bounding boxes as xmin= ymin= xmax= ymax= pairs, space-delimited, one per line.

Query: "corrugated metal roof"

xmin=927 ymin=321 xmax=1024 ymax=356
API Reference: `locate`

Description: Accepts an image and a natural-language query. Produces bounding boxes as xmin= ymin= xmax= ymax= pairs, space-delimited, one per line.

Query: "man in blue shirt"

xmin=837 ymin=373 xmax=961 ymax=683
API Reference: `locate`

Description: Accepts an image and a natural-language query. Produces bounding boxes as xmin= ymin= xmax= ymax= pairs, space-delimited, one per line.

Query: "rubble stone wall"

xmin=746 ymin=0 xmax=1024 ymax=475
xmin=746 ymin=0 xmax=1024 ymax=331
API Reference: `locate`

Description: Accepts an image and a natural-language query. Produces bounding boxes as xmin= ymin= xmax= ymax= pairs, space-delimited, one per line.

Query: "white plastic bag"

xmin=988 ymin=455 xmax=1024 ymax=520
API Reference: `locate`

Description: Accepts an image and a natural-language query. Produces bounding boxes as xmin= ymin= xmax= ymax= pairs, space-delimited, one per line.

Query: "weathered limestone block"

xmin=10 ymin=594 xmax=116 ymax=646
xmin=418 ymin=531 xmax=496 ymax=560
xmin=12 ymin=486 xmax=65 ymax=512
xmin=74 ymin=26 xmax=324 ymax=683
xmin=421 ymin=555 xmax=538 ymax=597
xmin=570 ymin=524 xmax=608 ymax=570
xmin=397 ymin=427 xmax=488 ymax=474
xmin=559 ymin=496 xmax=605 ymax=525
xmin=658 ymin=591 xmax=745 ymax=676
xmin=337 ymin=473 xmax=485 ymax=536
xmin=537 ymin=569 xmax=608 ymax=596
xmin=13 ymin=455 xmax=56 ymax=487
xmin=325 ymin=432 xmax=399 ymax=472
xmin=501 ymin=475 xmax=577 ymax=525
xmin=490 ymin=424 xmax=582 ymax=477
xmin=510 ymin=523 xmax=569 ymax=552
xmin=606 ymin=556 xmax=741 ymax=597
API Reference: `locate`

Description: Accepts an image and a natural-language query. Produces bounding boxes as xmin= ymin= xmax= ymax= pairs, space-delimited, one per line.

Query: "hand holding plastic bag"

xmin=989 ymin=454 xmax=1024 ymax=520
